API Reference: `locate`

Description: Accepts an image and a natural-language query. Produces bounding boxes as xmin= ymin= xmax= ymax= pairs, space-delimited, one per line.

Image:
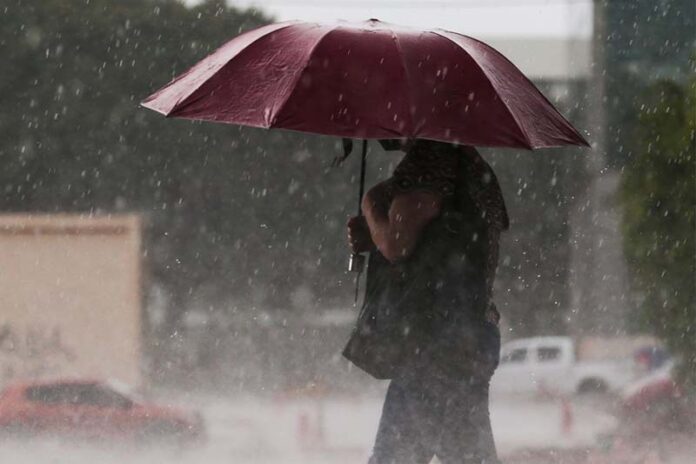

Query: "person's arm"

xmin=362 ymin=181 xmax=443 ymax=263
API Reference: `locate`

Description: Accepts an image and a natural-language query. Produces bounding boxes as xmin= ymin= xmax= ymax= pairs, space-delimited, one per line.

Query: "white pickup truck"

xmin=490 ymin=336 xmax=650 ymax=396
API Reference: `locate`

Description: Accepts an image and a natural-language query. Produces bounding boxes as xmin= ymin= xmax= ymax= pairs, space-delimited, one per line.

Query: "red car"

xmin=620 ymin=362 xmax=681 ymax=415
xmin=0 ymin=379 xmax=204 ymax=443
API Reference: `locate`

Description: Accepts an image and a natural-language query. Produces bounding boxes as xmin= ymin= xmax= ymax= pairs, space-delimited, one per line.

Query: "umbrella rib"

xmin=149 ymin=22 xmax=300 ymax=117
xmin=267 ymin=26 xmax=336 ymax=128
xmin=389 ymin=29 xmax=416 ymax=137
xmin=443 ymin=30 xmax=589 ymax=147
xmin=430 ymin=30 xmax=534 ymax=149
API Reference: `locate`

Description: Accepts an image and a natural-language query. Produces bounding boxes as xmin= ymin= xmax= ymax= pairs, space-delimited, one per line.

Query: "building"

xmin=0 ymin=214 xmax=142 ymax=387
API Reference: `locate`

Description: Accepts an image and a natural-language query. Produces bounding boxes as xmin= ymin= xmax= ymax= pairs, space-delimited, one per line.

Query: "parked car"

xmin=632 ymin=345 xmax=671 ymax=374
xmin=620 ymin=361 xmax=682 ymax=416
xmin=0 ymin=379 xmax=204 ymax=443
xmin=491 ymin=336 xmax=642 ymax=396
xmin=584 ymin=361 xmax=696 ymax=463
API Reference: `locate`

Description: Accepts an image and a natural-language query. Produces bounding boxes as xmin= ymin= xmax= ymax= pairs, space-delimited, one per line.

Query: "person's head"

xmin=386 ymin=138 xmax=510 ymax=230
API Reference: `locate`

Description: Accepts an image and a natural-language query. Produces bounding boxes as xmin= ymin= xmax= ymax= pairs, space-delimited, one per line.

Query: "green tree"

xmin=0 ymin=0 xmax=364 ymax=343
xmin=620 ymin=75 xmax=696 ymax=389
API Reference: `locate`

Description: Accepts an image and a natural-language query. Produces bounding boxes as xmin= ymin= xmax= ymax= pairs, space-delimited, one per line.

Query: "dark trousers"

xmin=369 ymin=373 xmax=499 ymax=464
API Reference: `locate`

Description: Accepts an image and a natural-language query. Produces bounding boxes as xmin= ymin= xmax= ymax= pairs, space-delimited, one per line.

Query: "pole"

xmin=357 ymin=139 xmax=368 ymax=216
xmin=348 ymin=140 xmax=368 ymax=304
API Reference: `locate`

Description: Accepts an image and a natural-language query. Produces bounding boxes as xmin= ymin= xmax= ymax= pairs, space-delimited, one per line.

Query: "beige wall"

xmin=484 ymin=38 xmax=591 ymax=80
xmin=0 ymin=214 xmax=142 ymax=388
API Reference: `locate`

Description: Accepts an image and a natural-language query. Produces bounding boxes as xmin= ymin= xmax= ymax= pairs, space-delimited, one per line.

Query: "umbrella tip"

xmin=578 ymin=133 xmax=592 ymax=147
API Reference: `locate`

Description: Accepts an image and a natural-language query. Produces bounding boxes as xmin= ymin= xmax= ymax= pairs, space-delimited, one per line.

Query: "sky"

xmin=221 ymin=0 xmax=594 ymax=38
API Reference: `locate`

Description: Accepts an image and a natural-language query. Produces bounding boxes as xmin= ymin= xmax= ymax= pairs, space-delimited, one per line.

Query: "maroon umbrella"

xmin=142 ymin=19 xmax=589 ymax=295
xmin=142 ymin=19 xmax=588 ymax=149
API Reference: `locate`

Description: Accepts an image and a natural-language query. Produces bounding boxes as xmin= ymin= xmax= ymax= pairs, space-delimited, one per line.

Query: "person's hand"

xmin=347 ymin=215 xmax=375 ymax=253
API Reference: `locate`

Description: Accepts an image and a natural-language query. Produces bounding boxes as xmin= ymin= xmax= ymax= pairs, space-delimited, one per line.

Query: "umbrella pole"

xmin=349 ymin=140 xmax=368 ymax=305
xmin=357 ymin=139 xmax=368 ymax=215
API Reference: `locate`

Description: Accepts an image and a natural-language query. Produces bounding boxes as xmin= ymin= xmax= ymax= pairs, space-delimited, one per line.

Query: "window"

xmin=26 ymin=384 xmax=82 ymax=405
xmin=538 ymin=346 xmax=561 ymax=362
xmin=500 ymin=348 xmax=527 ymax=364
xmin=81 ymin=386 xmax=133 ymax=409
xmin=26 ymin=383 xmax=132 ymax=408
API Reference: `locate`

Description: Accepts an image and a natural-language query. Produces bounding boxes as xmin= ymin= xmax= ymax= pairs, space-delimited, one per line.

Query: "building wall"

xmin=0 ymin=214 xmax=142 ymax=387
xmin=567 ymin=173 xmax=632 ymax=334
xmin=485 ymin=37 xmax=591 ymax=81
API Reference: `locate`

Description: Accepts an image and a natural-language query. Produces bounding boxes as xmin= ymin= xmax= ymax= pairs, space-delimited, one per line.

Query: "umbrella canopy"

xmin=142 ymin=19 xmax=588 ymax=149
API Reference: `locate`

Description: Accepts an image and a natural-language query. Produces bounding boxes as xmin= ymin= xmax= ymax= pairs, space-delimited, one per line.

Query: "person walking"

xmin=344 ymin=139 xmax=509 ymax=464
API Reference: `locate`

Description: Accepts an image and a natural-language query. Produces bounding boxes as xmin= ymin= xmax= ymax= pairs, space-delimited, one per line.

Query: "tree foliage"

xmin=603 ymin=0 xmax=695 ymax=168
xmin=620 ymin=74 xmax=696 ymax=389
xmin=0 ymin=0 xmax=357 ymax=329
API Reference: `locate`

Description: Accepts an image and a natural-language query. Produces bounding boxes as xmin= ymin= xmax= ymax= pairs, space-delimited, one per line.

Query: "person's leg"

xmin=369 ymin=377 xmax=438 ymax=464
xmin=435 ymin=376 xmax=500 ymax=464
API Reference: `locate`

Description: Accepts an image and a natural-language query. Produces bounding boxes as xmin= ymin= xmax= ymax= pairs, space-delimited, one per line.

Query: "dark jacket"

xmin=343 ymin=144 xmax=505 ymax=381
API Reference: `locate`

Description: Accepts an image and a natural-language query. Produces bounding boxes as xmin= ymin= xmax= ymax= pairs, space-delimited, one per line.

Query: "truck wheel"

xmin=577 ymin=378 xmax=608 ymax=395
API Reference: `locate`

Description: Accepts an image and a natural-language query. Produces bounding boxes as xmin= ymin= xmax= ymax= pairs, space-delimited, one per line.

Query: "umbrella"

xmin=141 ymin=19 xmax=589 ymax=297
xmin=142 ymin=19 xmax=587 ymax=149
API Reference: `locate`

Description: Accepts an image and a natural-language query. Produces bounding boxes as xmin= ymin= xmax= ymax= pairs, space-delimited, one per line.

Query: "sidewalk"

xmin=501 ymin=432 xmax=696 ymax=464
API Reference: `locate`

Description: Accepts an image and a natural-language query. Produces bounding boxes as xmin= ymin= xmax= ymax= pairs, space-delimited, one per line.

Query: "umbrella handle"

xmin=357 ymin=139 xmax=368 ymax=217
xmin=349 ymin=140 xmax=368 ymax=304
xmin=348 ymin=139 xmax=368 ymax=272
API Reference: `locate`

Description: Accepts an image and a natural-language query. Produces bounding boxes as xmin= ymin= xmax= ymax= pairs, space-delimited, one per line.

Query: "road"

xmin=0 ymin=393 xmax=620 ymax=464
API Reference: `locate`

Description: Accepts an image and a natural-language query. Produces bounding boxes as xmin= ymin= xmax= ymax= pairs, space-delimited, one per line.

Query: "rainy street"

xmin=3 ymin=384 xmax=696 ymax=463
xmin=0 ymin=393 xmax=620 ymax=464
xmin=1 ymin=1 xmax=694 ymax=463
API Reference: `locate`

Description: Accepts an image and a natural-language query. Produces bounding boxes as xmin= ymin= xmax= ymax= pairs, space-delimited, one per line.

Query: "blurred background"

xmin=0 ymin=1 xmax=693 ymax=463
